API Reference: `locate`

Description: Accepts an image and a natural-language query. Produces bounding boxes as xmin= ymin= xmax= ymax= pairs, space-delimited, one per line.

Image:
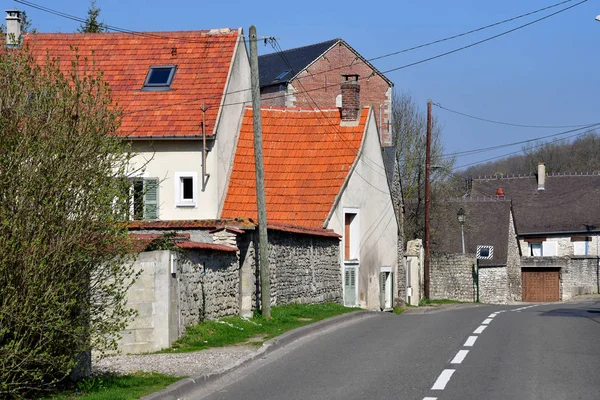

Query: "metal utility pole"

xmin=249 ymin=25 xmax=271 ymax=319
xmin=424 ymin=100 xmax=432 ymax=299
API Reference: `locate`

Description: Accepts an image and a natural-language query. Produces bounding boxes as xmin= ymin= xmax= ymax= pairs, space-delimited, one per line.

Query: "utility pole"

xmin=249 ymin=25 xmax=270 ymax=319
xmin=424 ymin=100 xmax=432 ymax=299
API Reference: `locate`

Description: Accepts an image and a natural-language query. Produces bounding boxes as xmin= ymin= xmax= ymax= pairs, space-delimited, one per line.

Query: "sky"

xmin=4 ymin=0 xmax=600 ymax=171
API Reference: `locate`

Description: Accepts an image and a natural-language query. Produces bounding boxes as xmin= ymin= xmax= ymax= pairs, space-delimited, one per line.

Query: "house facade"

xmin=470 ymin=163 xmax=600 ymax=302
xmin=26 ymin=28 xmax=251 ymax=221
xmin=221 ymin=79 xmax=399 ymax=310
xmin=258 ymin=39 xmax=394 ymax=147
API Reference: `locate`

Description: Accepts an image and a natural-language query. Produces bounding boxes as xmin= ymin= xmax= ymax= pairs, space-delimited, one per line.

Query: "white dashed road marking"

xmin=423 ymin=397 xmax=438 ymax=400
xmin=482 ymin=318 xmax=493 ymax=325
xmin=464 ymin=335 xmax=478 ymax=347
xmin=432 ymin=369 xmax=456 ymax=390
xmin=451 ymin=350 xmax=469 ymax=364
xmin=473 ymin=325 xmax=487 ymax=334
xmin=489 ymin=313 xmax=498 ymax=318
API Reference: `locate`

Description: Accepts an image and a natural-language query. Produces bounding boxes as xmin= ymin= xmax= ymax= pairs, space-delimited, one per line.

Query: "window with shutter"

xmin=143 ymin=179 xmax=159 ymax=220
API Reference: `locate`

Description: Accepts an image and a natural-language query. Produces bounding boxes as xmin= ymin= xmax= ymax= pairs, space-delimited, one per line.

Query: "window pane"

xmin=182 ymin=177 xmax=193 ymax=200
xmin=147 ymin=68 xmax=173 ymax=85
xmin=133 ymin=180 xmax=144 ymax=220
xmin=530 ymin=243 xmax=542 ymax=257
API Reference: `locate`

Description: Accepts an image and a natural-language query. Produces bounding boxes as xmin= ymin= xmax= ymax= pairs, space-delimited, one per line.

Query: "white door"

xmin=344 ymin=267 xmax=356 ymax=306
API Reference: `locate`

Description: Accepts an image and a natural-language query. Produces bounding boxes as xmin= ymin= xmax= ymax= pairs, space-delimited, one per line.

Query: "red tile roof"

xmin=23 ymin=30 xmax=239 ymax=138
xmin=175 ymin=241 xmax=238 ymax=252
xmin=221 ymin=107 xmax=368 ymax=228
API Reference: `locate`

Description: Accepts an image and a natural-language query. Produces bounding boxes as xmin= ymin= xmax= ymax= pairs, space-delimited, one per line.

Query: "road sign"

xmin=476 ymin=245 xmax=494 ymax=260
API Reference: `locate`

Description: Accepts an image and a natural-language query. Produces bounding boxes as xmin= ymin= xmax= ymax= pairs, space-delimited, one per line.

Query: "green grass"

xmin=46 ymin=372 xmax=180 ymax=400
xmin=162 ymin=302 xmax=360 ymax=353
xmin=419 ymin=298 xmax=467 ymax=306
xmin=392 ymin=305 xmax=406 ymax=314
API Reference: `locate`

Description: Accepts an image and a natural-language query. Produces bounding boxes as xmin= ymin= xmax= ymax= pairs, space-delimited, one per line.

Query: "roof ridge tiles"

xmin=259 ymin=38 xmax=341 ymax=58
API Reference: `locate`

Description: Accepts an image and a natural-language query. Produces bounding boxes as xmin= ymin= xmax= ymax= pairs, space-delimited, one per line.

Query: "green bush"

xmin=0 ymin=46 xmax=138 ymax=398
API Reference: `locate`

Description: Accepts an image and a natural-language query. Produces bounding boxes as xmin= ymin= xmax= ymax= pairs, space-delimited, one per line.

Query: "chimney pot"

xmin=537 ymin=162 xmax=545 ymax=191
xmin=340 ymin=74 xmax=360 ymax=121
xmin=495 ymin=187 xmax=505 ymax=199
xmin=5 ymin=9 xmax=22 ymax=47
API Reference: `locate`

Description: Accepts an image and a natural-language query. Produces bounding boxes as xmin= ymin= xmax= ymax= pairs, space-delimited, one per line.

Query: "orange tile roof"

xmin=23 ymin=30 xmax=239 ymax=138
xmin=221 ymin=107 xmax=368 ymax=229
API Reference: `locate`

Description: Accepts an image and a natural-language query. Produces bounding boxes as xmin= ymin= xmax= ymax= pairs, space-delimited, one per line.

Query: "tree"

xmin=78 ymin=1 xmax=107 ymax=33
xmin=391 ymin=91 xmax=458 ymax=243
xmin=0 ymin=46 xmax=137 ymax=397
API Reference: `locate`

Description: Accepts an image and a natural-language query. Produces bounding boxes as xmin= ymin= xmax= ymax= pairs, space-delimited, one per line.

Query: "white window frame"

xmin=174 ymin=171 xmax=198 ymax=207
xmin=343 ymin=207 xmax=360 ymax=262
xmin=573 ymin=241 xmax=589 ymax=256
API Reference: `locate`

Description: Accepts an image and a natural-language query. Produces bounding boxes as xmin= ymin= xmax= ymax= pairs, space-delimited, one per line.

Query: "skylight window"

xmin=275 ymin=70 xmax=291 ymax=81
xmin=143 ymin=65 xmax=177 ymax=90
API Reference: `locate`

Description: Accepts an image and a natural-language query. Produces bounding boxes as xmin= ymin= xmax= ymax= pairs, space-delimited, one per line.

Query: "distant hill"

xmin=461 ymin=131 xmax=600 ymax=178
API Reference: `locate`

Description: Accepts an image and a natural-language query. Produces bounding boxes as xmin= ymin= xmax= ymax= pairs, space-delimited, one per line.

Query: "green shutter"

xmin=380 ymin=272 xmax=386 ymax=309
xmin=144 ymin=178 xmax=159 ymax=220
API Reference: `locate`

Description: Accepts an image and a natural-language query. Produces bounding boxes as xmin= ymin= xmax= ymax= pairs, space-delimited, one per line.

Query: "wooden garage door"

xmin=522 ymin=268 xmax=560 ymax=302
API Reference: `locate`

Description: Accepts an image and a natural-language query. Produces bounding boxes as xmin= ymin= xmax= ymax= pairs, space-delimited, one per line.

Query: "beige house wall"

xmin=327 ymin=110 xmax=398 ymax=310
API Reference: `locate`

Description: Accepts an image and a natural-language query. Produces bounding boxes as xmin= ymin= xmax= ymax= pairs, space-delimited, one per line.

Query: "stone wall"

xmin=519 ymin=235 xmax=599 ymax=257
xmin=561 ymin=257 xmax=599 ymax=300
xmin=506 ymin=212 xmax=522 ymax=301
xmin=177 ymin=249 xmax=240 ymax=327
xmin=478 ymin=266 xmax=509 ymax=304
xmin=118 ymin=248 xmax=239 ymax=354
xmin=240 ymin=230 xmax=342 ymax=310
xmin=119 ymin=251 xmax=175 ymax=354
xmin=430 ymin=253 xmax=477 ymax=302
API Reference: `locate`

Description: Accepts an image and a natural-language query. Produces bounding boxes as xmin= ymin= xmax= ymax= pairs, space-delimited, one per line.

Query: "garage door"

xmin=522 ymin=268 xmax=560 ymax=302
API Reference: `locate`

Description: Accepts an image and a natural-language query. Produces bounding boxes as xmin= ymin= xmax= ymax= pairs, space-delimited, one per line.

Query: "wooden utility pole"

xmin=249 ymin=25 xmax=271 ymax=319
xmin=424 ymin=100 xmax=432 ymax=299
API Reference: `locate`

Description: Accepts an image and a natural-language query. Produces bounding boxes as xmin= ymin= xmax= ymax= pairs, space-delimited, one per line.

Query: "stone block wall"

xmin=430 ymin=253 xmax=477 ymax=302
xmin=506 ymin=212 xmax=522 ymax=301
xmin=177 ymin=249 xmax=240 ymax=328
xmin=119 ymin=251 xmax=174 ymax=354
xmin=478 ymin=267 xmax=509 ymax=304
xmin=240 ymin=230 xmax=342 ymax=310
xmin=561 ymin=257 xmax=599 ymax=300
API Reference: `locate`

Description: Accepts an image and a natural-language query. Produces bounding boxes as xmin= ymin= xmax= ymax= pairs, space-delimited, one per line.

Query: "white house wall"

xmin=130 ymin=140 xmax=219 ymax=220
xmin=327 ymin=112 xmax=398 ymax=310
xmin=216 ymin=33 xmax=252 ymax=215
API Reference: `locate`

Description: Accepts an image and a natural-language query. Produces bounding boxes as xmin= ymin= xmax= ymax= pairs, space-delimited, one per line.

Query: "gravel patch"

xmin=93 ymin=346 xmax=257 ymax=377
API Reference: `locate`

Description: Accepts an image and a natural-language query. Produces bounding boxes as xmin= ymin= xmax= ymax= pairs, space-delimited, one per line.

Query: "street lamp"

xmin=457 ymin=208 xmax=466 ymax=254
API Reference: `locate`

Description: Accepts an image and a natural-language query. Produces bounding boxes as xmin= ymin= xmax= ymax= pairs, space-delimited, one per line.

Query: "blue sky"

xmin=5 ymin=0 xmax=600 ymax=170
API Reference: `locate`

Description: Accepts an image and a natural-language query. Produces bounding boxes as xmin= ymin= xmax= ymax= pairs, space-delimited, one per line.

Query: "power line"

xmin=381 ymin=0 xmax=587 ymax=75
xmin=15 ymin=0 xmax=272 ymax=44
xmin=286 ymin=0 xmax=578 ymax=83
xmin=433 ymin=102 xmax=596 ymax=129
xmin=440 ymin=123 xmax=600 ymax=159
xmin=453 ymin=128 xmax=594 ymax=170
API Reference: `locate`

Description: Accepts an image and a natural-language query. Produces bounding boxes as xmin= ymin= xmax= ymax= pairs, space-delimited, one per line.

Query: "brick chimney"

xmin=537 ymin=162 xmax=545 ymax=191
xmin=340 ymin=74 xmax=360 ymax=121
xmin=495 ymin=187 xmax=505 ymax=199
xmin=5 ymin=10 xmax=21 ymax=47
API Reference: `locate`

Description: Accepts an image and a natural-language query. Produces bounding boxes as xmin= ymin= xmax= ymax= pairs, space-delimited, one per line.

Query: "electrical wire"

xmin=433 ymin=102 xmax=596 ymax=129
xmin=440 ymin=123 xmax=600 ymax=159
xmin=380 ymin=0 xmax=587 ymax=75
xmin=453 ymin=128 xmax=594 ymax=170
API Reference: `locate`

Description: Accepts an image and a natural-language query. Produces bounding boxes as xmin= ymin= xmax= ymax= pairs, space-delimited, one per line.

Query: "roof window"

xmin=143 ymin=65 xmax=177 ymax=90
xmin=275 ymin=70 xmax=291 ymax=81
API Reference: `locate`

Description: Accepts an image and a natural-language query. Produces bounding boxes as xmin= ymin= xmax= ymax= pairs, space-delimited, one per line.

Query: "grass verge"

xmin=419 ymin=298 xmax=467 ymax=306
xmin=46 ymin=372 xmax=180 ymax=400
xmin=162 ymin=302 xmax=360 ymax=353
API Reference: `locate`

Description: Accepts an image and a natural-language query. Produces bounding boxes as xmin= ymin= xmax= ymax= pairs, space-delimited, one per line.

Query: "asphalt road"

xmin=186 ymin=299 xmax=600 ymax=400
